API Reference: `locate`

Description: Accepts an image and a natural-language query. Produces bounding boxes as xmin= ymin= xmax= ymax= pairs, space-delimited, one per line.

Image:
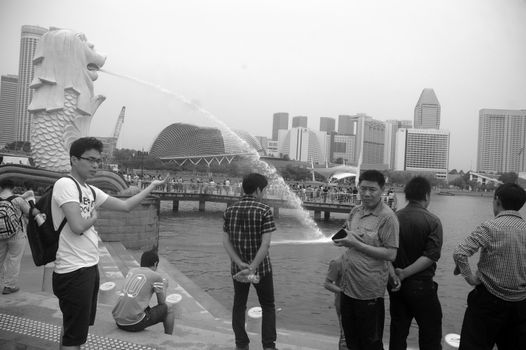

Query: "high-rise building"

xmin=327 ymin=132 xmax=355 ymax=164
xmin=477 ymin=109 xmax=526 ymax=173
xmin=320 ymin=117 xmax=335 ymax=133
xmin=292 ymin=116 xmax=308 ymax=128
xmin=338 ymin=115 xmax=355 ymax=135
xmin=383 ymin=120 xmax=398 ymax=170
xmin=395 ymin=128 xmax=450 ymax=179
xmin=272 ymin=112 xmax=289 ymax=141
xmin=414 ymin=88 xmax=441 ymax=129
xmin=0 ymin=75 xmax=19 ymax=147
xmin=15 ymin=25 xmax=47 ymax=142
xmin=278 ymin=127 xmax=327 ymax=164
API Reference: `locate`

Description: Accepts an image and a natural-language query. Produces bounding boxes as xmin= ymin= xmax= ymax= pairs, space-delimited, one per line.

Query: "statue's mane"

xmin=28 ymin=28 xmax=95 ymax=115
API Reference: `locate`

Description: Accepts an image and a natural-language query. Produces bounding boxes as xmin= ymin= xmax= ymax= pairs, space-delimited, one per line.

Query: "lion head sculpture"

xmin=28 ymin=28 xmax=107 ymax=172
xmin=28 ymin=28 xmax=106 ymax=127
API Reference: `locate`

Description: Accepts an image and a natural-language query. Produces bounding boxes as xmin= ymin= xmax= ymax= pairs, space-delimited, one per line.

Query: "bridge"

xmin=151 ymin=191 xmax=355 ymax=220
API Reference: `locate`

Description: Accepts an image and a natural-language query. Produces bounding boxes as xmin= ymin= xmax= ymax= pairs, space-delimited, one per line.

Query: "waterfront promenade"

xmin=0 ymin=240 xmax=340 ymax=350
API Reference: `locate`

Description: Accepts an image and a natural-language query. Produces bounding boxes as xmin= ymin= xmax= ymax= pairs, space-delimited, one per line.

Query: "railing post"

xmin=172 ymin=200 xmax=179 ymax=212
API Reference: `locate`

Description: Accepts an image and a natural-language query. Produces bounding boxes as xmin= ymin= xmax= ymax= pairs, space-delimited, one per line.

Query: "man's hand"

xmin=395 ymin=268 xmax=407 ymax=281
xmin=465 ymin=273 xmax=481 ymax=286
xmin=151 ymin=175 xmax=170 ymax=188
xmin=333 ymin=230 xmax=361 ymax=248
xmin=389 ymin=273 xmax=402 ymax=292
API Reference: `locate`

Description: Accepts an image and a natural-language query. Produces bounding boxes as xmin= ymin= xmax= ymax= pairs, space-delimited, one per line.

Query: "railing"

xmin=135 ymin=180 xmax=398 ymax=210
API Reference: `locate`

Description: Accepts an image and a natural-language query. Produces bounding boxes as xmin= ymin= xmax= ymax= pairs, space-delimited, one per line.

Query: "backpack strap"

xmin=61 ymin=176 xmax=97 ymax=235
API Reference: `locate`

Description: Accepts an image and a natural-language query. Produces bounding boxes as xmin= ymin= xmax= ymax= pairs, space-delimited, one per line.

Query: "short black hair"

xmin=404 ymin=176 xmax=431 ymax=201
xmin=242 ymin=173 xmax=268 ymax=194
xmin=494 ymin=183 xmax=526 ymax=211
xmin=69 ymin=137 xmax=103 ymax=158
xmin=140 ymin=249 xmax=160 ymax=267
xmin=359 ymin=170 xmax=385 ymax=188
xmin=0 ymin=179 xmax=15 ymax=189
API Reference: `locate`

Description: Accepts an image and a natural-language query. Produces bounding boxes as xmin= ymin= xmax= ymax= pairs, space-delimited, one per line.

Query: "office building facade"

xmin=338 ymin=115 xmax=355 ymax=135
xmin=292 ymin=116 xmax=308 ymax=128
xmin=395 ymin=128 xmax=450 ymax=179
xmin=15 ymin=25 xmax=47 ymax=142
xmin=278 ymin=127 xmax=327 ymax=164
xmin=320 ymin=117 xmax=336 ymax=133
xmin=477 ymin=109 xmax=526 ymax=173
xmin=0 ymin=75 xmax=19 ymax=147
xmin=414 ymin=88 xmax=441 ymax=129
xmin=272 ymin=112 xmax=289 ymax=141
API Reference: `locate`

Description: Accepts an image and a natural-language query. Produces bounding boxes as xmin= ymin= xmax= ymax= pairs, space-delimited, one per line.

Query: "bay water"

xmin=158 ymin=193 xmax=525 ymax=344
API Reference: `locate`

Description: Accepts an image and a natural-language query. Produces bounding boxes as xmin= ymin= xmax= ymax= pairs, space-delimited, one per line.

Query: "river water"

xmin=158 ymin=193 xmax=525 ymax=344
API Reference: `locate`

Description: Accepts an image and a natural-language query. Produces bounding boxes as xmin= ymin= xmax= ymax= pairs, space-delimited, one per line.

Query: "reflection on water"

xmin=158 ymin=193 xmax=526 ymax=344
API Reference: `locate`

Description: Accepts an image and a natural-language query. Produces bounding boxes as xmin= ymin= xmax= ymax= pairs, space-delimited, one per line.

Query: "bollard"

xmin=444 ymin=333 xmax=460 ymax=349
xmin=41 ymin=262 xmax=54 ymax=292
xmin=166 ymin=293 xmax=183 ymax=319
xmin=98 ymin=281 xmax=117 ymax=305
xmin=246 ymin=306 xmax=262 ymax=334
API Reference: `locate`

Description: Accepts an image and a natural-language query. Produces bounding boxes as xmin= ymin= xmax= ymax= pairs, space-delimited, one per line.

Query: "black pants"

xmin=459 ymin=284 xmax=526 ymax=350
xmin=52 ymin=265 xmax=99 ymax=346
xmin=340 ymin=292 xmax=385 ymax=350
xmin=388 ymin=279 xmax=442 ymax=350
xmin=232 ymin=273 xmax=276 ymax=349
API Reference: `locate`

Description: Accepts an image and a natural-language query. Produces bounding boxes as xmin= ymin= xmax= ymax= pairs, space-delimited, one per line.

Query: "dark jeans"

xmin=340 ymin=292 xmax=385 ymax=350
xmin=388 ymin=279 xmax=442 ymax=350
xmin=232 ymin=272 xmax=276 ymax=349
xmin=459 ymin=284 xmax=526 ymax=350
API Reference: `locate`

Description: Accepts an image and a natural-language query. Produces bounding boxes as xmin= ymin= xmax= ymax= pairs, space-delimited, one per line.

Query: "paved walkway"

xmin=0 ymin=241 xmax=339 ymax=349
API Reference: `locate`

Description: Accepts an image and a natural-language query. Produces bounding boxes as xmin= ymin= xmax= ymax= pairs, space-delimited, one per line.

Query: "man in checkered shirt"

xmin=223 ymin=173 xmax=278 ymax=350
xmin=453 ymin=183 xmax=526 ymax=350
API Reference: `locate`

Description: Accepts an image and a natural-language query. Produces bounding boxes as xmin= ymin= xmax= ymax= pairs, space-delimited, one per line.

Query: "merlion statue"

xmin=28 ymin=28 xmax=106 ymax=172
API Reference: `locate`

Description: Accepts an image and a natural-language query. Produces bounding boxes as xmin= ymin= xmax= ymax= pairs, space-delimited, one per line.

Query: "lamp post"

xmin=140 ymin=148 xmax=144 ymax=178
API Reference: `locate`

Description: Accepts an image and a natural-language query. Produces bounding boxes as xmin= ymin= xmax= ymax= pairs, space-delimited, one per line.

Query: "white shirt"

xmin=52 ymin=177 xmax=108 ymax=274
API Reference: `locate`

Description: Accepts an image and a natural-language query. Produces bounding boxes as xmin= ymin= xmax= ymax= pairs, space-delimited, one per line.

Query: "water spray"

xmin=100 ymin=69 xmax=324 ymax=239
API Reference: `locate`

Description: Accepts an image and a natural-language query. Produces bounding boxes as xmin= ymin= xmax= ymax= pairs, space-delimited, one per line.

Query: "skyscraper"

xmin=0 ymin=75 xmax=19 ymax=147
xmin=319 ymin=117 xmax=335 ymax=133
xmin=292 ymin=116 xmax=308 ymax=128
xmin=272 ymin=112 xmax=289 ymax=141
xmin=15 ymin=25 xmax=47 ymax=142
xmin=338 ymin=115 xmax=355 ymax=135
xmin=477 ymin=109 xmax=526 ymax=173
xmin=414 ymin=88 xmax=441 ymax=129
xmin=395 ymin=128 xmax=450 ymax=179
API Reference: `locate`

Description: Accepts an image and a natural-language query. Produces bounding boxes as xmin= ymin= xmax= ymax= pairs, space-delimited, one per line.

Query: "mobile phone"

xmin=331 ymin=228 xmax=347 ymax=241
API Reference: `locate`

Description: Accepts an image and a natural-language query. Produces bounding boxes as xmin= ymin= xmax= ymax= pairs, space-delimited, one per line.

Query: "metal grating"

xmin=0 ymin=313 xmax=156 ymax=350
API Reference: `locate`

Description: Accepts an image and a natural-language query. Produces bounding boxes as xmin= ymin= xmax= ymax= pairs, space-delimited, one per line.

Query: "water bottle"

xmin=29 ymin=200 xmax=46 ymax=227
xmin=247 ymin=273 xmax=260 ymax=284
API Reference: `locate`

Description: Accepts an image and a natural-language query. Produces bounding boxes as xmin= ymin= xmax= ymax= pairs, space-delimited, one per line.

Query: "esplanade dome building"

xmin=150 ymin=123 xmax=263 ymax=164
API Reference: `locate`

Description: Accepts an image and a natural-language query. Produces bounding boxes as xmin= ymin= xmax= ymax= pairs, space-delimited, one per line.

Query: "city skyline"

xmin=1 ymin=0 xmax=526 ymax=171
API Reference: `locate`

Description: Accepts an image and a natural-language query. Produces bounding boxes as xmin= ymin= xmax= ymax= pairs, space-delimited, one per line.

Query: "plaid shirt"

xmin=454 ymin=210 xmax=526 ymax=302
xmin=223 ymin=195 xmax=276 ymax=276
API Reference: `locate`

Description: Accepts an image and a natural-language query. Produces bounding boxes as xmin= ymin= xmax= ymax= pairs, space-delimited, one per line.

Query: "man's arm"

xmin=324 ymin=277 xmax=342 ymax=294
xmin=222 ymin=232 xmax=249 ymax=270
xmin=61 ymin=202 xmax=98 ymax=235
xmin=101 ymin=177 xmax=169 ymax=212
xmin=154 ymin=280 xmax=166 ymax=305
xmin=453 ymin=224 xmax=490 ymax=286
xmin=334 ymin=232 xmax=397 ymax=261
xmin=248 ymin=232 xmax=272 ymax=271
xmin=397 ymin=219 xmax=442 ymax=280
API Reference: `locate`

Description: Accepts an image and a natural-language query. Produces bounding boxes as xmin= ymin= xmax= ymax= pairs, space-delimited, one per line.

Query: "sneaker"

xmin=2 ymin=286 xmax=20 ymax=294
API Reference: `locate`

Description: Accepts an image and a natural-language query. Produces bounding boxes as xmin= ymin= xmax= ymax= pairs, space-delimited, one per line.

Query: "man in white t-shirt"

xmin=52 ymin=137 xmax=168 ymax=350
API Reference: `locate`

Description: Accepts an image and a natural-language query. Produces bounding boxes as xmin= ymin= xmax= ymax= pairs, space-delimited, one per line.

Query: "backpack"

xmin=0 ymin=195 xmax=22 ymax=240
xmin=27 ymin=176 xmax=96 ymax=266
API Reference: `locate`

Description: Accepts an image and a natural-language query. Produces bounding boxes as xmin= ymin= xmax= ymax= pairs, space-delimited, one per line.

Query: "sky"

xmin=1 ymin=0 xmax=526 ymax=171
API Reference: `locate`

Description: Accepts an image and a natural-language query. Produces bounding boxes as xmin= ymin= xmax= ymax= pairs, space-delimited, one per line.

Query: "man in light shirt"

xmin=454 ymin=183 xmax=526 ymax=350
xmin=52 ymin=137 xmax=168 ymax=350
xmin=113 ymin=250 xmax=175 ymax=334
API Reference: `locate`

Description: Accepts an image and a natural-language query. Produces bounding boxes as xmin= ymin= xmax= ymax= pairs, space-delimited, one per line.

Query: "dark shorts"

xmin=116 ymin=304 xmax=168 ymax=332
xmin=52 ymin=265 xmax=100 ymax=346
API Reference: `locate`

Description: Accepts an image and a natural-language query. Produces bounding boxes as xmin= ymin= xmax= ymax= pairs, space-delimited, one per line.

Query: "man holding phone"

xmin=333 ymin=170 xmax=399 ymax=350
